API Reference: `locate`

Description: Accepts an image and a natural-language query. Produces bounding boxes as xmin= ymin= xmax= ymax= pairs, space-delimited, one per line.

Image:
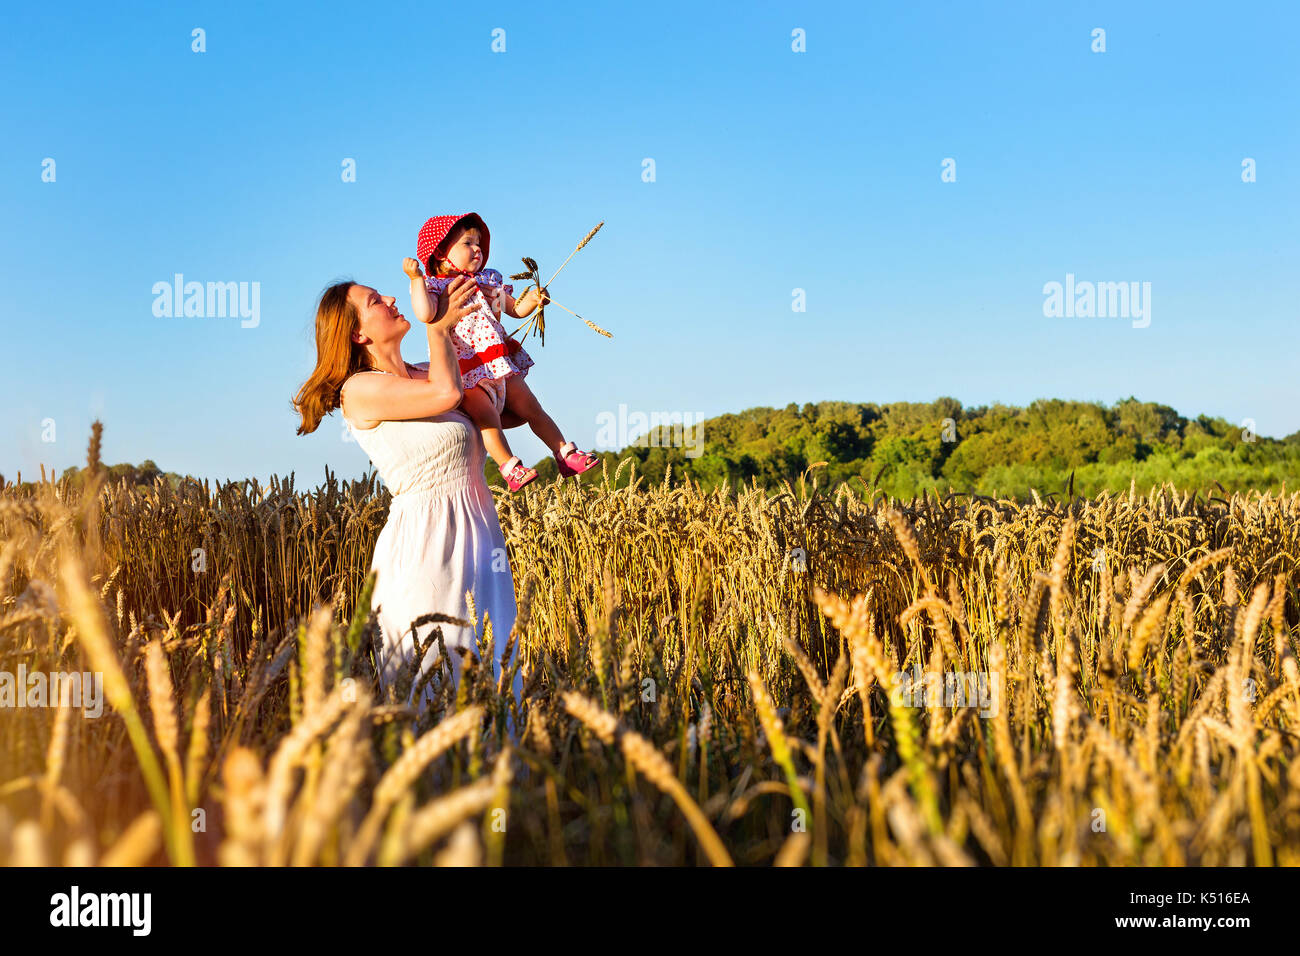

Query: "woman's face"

xmin=348 ymin=284 xmax=408 ymax=347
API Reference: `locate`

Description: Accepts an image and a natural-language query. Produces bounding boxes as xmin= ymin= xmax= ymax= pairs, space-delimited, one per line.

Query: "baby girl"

xmin=404 ymin=212 xmax=599 ymax=491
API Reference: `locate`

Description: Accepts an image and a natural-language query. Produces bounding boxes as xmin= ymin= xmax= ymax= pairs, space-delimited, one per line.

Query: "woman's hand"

xmin=431 ymin=275 xmax=479 ymax=330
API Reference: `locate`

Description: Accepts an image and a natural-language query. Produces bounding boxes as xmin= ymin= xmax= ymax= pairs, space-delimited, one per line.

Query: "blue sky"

xmin=3 ymin=0 xmax=1297 ymax=487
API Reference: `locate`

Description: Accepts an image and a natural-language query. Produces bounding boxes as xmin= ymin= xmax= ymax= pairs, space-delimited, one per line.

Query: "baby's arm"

xmin=503 ymin=286 xmax=550 ymax=319
xmin=402 ymin=258 xmax=437 ymax=325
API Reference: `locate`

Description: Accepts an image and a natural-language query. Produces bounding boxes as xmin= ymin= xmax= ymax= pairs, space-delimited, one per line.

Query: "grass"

xmin=0 ymin=425 xmax=1297 ymax=865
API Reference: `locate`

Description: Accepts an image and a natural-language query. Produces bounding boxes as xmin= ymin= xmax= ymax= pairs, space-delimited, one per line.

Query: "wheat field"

xmin=1 ymin=424 xmax=1297 ymax=866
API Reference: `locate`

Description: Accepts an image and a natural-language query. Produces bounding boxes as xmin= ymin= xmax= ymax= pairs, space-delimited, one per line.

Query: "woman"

xmin=291 ymin=270 xmax=526 ymax=728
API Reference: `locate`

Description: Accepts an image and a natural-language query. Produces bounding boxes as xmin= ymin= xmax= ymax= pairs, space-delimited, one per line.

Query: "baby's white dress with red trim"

xmin=425 ymin=269 xmax=535 ymax=389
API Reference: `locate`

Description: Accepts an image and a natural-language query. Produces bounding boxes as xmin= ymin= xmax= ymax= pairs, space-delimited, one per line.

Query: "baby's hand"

xmin=402 ymin=257 xmax=424 ymax=280
xmin=517 ymin=286 xmax=550 ymax=312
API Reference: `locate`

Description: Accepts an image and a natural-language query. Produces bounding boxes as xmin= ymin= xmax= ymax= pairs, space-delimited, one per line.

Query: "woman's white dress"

xmin=339 ymin=363 xmax=523 ymax=722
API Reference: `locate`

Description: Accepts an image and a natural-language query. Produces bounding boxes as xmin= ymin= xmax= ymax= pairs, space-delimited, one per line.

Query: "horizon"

xmin=4 ymin=1 xmax=1297 ymax=487
xmin=8 ymin=390 xmax=1293 ymax=491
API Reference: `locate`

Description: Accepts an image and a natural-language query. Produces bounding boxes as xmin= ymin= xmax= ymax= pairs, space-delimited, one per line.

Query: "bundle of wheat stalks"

xmin=508 ymin=221 xmax=611 ymax=345
xmin=0 ymin=426 xmax=1297 ymax=865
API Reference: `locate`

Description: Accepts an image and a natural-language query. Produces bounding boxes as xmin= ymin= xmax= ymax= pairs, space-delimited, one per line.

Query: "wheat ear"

xmin=545 ymin=221 xmax=604 ymax=286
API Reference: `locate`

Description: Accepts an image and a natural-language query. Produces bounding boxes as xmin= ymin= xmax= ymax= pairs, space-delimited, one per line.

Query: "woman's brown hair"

xmin=291 ymin=281 xmax=375 ymax=435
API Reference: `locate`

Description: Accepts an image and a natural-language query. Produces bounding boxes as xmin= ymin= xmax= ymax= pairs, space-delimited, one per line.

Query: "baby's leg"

xmin=503 ymin=375 xmax=566 ymax=455
xmin=460 ymin=384 xmax=515 ymax=467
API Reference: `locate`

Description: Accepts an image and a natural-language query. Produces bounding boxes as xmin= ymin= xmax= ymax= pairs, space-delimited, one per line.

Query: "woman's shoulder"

xmin=338 ymin=372 xmax=370 ymax=428
xmin=340 ymin=368 xmax=382 ymax=393
xmin=337 ymin=370 xmax=364 ymax=402
xmin=339 ymin=368 xmax=399 ymax=426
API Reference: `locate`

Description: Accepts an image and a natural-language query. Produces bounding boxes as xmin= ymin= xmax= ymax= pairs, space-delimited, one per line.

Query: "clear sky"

xmin=3 ymin=0 xmax=1297 ymax=487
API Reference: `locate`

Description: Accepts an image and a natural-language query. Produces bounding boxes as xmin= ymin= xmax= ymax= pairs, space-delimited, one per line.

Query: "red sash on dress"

xmin=458 ymin=337 xmax=525 ymax=375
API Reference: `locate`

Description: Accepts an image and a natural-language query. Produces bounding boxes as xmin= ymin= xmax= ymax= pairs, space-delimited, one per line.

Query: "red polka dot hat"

xmin=417 ymin=213 xmax=490 ymax=273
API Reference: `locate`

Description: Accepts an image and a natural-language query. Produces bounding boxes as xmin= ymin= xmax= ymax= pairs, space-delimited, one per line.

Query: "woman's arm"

xmin=423 ymin=274 xmax=473 ymax=397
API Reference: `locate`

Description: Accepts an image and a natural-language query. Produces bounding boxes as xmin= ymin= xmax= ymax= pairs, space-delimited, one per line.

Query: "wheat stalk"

xmin=563 ymin=691 xmax=732 ymax=866
xmin=545 ymin=221 xmax=604 ymax=287
xmin=543 ymin=298 xmax=613 ymax=337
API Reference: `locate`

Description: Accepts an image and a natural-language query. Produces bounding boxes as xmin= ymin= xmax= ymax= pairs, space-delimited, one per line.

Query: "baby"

xmin=404 ymin=212 xmax=599 ymax=491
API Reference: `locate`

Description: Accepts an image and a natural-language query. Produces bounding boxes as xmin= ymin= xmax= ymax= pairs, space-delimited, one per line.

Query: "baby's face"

xmin=443 ymin=227 xmax=484 ymax=273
